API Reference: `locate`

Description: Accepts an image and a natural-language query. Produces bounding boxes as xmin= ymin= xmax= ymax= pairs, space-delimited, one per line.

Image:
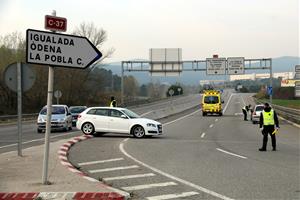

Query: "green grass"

xmin=261 ymin=99 xmax=300 ymax=109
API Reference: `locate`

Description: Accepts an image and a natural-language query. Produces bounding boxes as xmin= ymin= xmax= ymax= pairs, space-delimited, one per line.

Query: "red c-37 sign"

xmin=45 ymin=15 xmax=67 ymax=32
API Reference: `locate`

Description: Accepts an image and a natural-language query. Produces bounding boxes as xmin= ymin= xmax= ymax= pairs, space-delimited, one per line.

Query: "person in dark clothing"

xmin=259 ymin=103 xmax=279 ymax=151
xmin=109 ymin=96 xmax=117 ymax=107
xmin=242 ymin=104 xmax=251 ymax=121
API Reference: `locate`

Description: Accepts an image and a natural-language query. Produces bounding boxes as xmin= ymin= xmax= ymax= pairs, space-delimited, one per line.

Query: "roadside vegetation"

xmin=0 ymin=23 xmax=176 ymax=115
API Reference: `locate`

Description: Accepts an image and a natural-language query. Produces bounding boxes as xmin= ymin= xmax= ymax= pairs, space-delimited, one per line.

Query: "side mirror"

xmin=121 ymin=115 xmax=128 ymax=119
xmin=221 ymin=100 xmax=224 ymax=104
xmin=67 ymin=112 xmax=71 ymax=116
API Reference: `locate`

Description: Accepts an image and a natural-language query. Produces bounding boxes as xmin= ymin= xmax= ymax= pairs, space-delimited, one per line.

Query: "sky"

xmin=0 ymin=0 xmax=299 ymax=63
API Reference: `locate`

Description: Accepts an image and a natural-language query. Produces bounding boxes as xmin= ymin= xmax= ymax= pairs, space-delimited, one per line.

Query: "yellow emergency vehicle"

xmin=201 ymin=90 xmax=223 ymax=116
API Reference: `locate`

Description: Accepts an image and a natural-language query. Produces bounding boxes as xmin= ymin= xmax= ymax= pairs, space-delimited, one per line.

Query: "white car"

xmin=37 ymin=105 xmax=72 ymax=133
xmin=251 ymin=104 xmax=264 ymax=124
xmin=76 ymin=107 xmax=162 ymax=138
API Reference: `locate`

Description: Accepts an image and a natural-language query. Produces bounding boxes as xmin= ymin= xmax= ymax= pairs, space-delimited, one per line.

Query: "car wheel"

xmin=219 ymin=112 xmax=223 ymax=116
xmin=37 ymin=128 xmax=42 ymax=133
xmin=132 ymin=125 xmax=145 ymax=138
xmin=82 ymin=122 xmax=94 ymax=135
xmin=202 ymin=112 xmax=206 ymax=116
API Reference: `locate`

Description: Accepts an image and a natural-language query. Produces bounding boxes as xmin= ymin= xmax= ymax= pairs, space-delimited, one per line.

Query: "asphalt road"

xmin=0 ymin=94 xmax=200 ymax=154
xmin=68 ymin=92 xmax=300 ymax=200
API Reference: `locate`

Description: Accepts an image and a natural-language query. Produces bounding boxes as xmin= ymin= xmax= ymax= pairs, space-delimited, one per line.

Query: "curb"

xmin=0 ymin=192 xmax=126 ymax=200
xmin=58 ymin=135 xmax=130 ymax=200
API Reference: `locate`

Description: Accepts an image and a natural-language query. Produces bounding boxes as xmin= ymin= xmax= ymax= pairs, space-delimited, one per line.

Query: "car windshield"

xmin=69 ymin=107 xmax=86 ymax=113
xmin=121 ymin=109 xmax=140 ymax=119
xmin=204 ymin=96 xmax=219 ymax=104
xmin=255 ymin=106 xmax=264 ymax=112
xmin=40 ymin=107 xmax=66 ymax=115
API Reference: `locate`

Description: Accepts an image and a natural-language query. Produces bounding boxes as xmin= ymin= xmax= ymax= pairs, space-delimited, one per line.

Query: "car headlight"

xmin=58 ymin=118 xmax=65 ymax=122
xmin=147 ymin=123 xmax=156 ymax=127
xmin=38 ymin=118 xmax=45 ymax=122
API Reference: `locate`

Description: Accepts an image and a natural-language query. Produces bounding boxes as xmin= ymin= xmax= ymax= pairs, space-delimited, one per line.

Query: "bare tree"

xmin=72 ymin=22 xmax=115 ymax=69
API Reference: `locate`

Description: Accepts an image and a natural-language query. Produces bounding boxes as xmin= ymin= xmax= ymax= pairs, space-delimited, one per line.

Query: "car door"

xmin=93 ymin=109 xmax=110 ymax=132
xmin=108 ymin=109 xmax=130 ymax=133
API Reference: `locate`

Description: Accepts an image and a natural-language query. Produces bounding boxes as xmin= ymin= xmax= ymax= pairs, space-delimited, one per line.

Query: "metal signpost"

xmin=54 ymin=90 xmax=62 ymax=104
xmin=227 ymin=57 xmax=245 ymax=75
xmin=26 ymin=10 xmax=102 ymax=185
xmin=295 ymin=65 xmax=300 ymax=97
xmin=206 ymin=57 xmax=226 ymax=75
xmin=3 ymin=63 xmax=35 ymax=156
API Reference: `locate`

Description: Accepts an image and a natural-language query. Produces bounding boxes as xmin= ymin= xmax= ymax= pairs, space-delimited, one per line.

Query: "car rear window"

xmin=255 ymin=106 xmax=264 ymax=111
xmin=70 ymin=107 xmax=86 ymax=113
xmin=204 ymin=96 xmax=219 ymax=104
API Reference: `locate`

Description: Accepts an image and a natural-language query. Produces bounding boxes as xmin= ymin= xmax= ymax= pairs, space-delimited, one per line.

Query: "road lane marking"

xmin=164 ymin=109 xmax=200 ymax=126
xmin=147 ymin=191 xmax=199 ymax=200
xmin=78 ymin=158 xmax=124 ymax=166
xmin=216 ymin=148 xmax=247 ymax=159
xmin=209 ymin=124 xmax=214 ymax=128
xmin=201 ymin=133 xmax=206 ymax=138
xmin=122 ymin=182 xmax=177 ymax=191
xmin=223 ymin=93 xmax=235 ymax=114
xmin=104 ymin=173 xmax=156 ymax=181
xmin=89 ymin=165 xmax=139 ymax=173
xmin=119 ymin=142 xmax=234 ymax=200
xmin=0 ymin=131 xmax=80 ymax=149
xmin=215 ymin=119 xmax=218 ymax=122
xmin=140 ymin=111 xmax=153 ymax=117
xmin=241 ymin=96 xmax=246 ymax=106
xmin=234 ymin=113 xmax=243 ymax=116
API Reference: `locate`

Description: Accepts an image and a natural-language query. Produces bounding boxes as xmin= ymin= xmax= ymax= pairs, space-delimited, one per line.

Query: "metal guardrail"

xmin=0 ymin=113 xmax=38 ymax=121
xmin=255 ymin=99 xmax=300 ymax=124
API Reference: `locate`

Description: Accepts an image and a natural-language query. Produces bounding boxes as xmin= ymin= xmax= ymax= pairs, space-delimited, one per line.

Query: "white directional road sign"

xmin=206 ymin=58 xmax=226 ymax=75
xmin=227 ymin=57 xmax=244 ymax=75
xmin=26 ymin=29 xmax=102 ymax=69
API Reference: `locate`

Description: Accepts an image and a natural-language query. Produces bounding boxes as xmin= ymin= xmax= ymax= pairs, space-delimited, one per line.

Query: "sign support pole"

xmin=42 ymin=10 xmax=56 ymax=185
xmin=270 ymin=59 xmax=273 ymax=104
xmin=17 ymin=62 xmax=22 ymax=156
xmin=121 ymin=61 xmax=124 ymax=106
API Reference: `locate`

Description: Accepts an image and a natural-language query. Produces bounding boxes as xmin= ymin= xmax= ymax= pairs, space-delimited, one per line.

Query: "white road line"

xmin=216 ymin=148 xmax=248 ymax=159
xmin=201 ymin=133 xmax=206 ymax=138
xmin=122 ymin=182 xmax=177 ymax=191
xmin=241 ymin=95 xmax=246 ymax=106
xmin=78 ymin=158 xmax=124 ymax=166
xmin=222 ymin=93 xmax=235 ymax=114
xmin=215 ymin=119 xmax=218 ymax=122
xmin=119 ymin=142 xmax=234 ymax=200
xmin=209 ymin=124 xmax=214 ymax=128
xmin=103 ymin=173 xmax=156 ymax=181
xmin=89 ymin=165 xmax=139 ymax=173
xmin=0 ymin=131 xmax=79 ymax=149
xmin=147 ymin=191 xmax=199 ymax=200
xmin=164 ymin=109 xmax=200 ymax=126
xmin=140 ymin=111 xmax=153 ymax=117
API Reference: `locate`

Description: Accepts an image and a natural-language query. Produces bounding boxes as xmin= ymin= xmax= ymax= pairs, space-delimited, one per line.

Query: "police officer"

xmin=259 ymin=103 xmax=279 ymax=151
xmin=110 ymin=96 xmax=117 ymax=107
xmin=242 ymin=104 xmax=251 ymax=121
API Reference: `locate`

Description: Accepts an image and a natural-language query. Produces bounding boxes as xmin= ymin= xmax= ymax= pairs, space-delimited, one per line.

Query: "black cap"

xmin=264 ymin=102 xmax=270 ymax=107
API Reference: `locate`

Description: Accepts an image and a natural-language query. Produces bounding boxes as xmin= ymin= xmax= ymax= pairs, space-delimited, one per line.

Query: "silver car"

xmin=37 ymin=105 xmax=72 ymax=133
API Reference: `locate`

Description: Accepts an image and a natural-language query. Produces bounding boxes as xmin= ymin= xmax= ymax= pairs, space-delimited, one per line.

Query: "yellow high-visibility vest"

xmin=110 ymin=100 xmax=116 ymax=107
xmin=263 ymin=109 xmax=275 ymax=125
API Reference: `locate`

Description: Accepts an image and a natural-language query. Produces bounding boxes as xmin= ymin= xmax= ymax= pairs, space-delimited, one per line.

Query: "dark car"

xmin=69 ymin=106 xmax=87 ymax=126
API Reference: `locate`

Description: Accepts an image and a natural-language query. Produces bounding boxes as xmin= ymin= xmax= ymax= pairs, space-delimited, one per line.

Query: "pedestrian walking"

xmin=109 ymin=96 xmax=117 ymax=107
xmin=259 ymin=103 xmax=279 ymax=151
xmin=242 ymin=104 xmax=251 ymax=121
